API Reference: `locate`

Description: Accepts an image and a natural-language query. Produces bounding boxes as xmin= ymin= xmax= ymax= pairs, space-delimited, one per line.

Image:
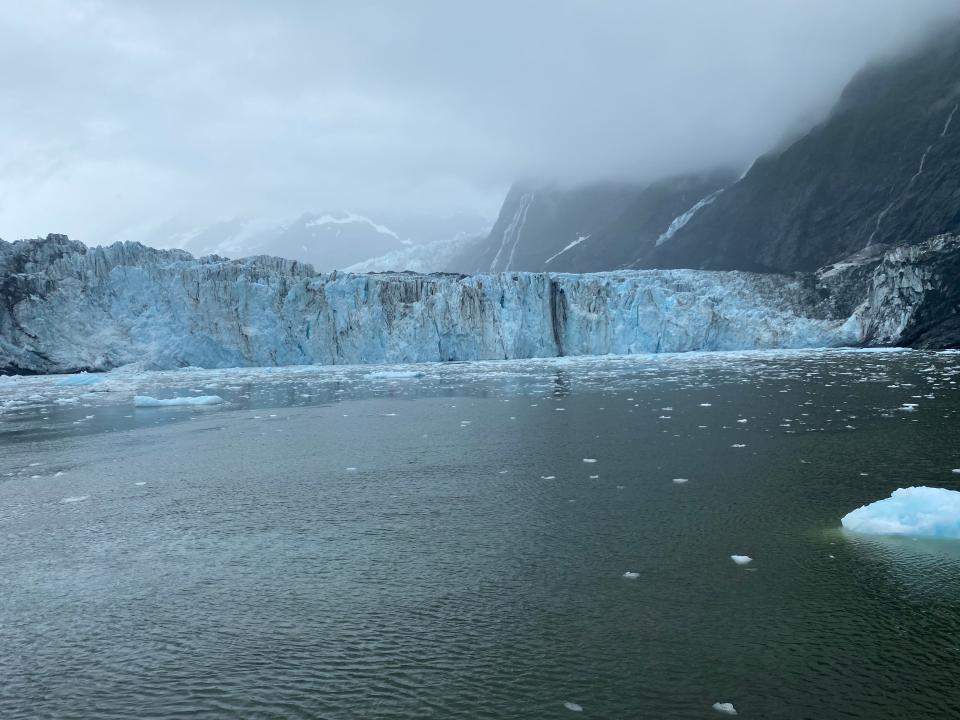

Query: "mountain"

xmin=447 ymin=170 xmax=735 ymax=273
xmin=344 ymin=232 xmax=486 ymax=274
xmin=455 ymin=24 xmax=960 ymax=278
xmin=649 ymin=24 xmax=960 ymax=272
xmin=144 ymin=211 xmax=490 ymax=273
xmin=3 ymin=233 xmax=958 ymax=374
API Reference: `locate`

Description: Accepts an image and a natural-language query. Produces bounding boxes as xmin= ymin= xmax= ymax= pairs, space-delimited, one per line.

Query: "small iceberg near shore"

xmin=134 ymin=395 xmax=224 ymax=407
xmin=841 ymin=487 xmax=960 ymax=538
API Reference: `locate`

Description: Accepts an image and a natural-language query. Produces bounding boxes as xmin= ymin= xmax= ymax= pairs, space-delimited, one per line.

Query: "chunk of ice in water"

xmin=841 ymin=486 xmax=960 ymax=538
xmin=582 ymin=458 xmax=597 ymax=463
xmin=713 ymin=702 xmax=737 ymax=715
xmin=563 ymin=702 xmax=583 ymax=712
xmin=672 ymin=478 xmax=689 ymax=484
xmin=134 ymin=395 xmax=223 ymax=407
xmin=56 ymin=373 xmax=104 ymax=387
xmin=730 ymin=555 xmax=752 ymax=565
xmin=622 ymin=571 xmax=639 ymax=579
xmin=60 ymin=496 xmax=89 ymax=503
xmin=364 ymin=370 xmax=425 ymax=379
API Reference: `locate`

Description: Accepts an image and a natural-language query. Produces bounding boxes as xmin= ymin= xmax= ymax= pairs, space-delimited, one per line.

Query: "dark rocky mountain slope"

xmin=650 ymin=24 xmax=960 ymax=272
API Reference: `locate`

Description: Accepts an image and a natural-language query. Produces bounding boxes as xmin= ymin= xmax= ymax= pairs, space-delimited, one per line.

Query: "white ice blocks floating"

xmin=134 ymin=395 xmax=224 ymax=407
xmin=841 ymin=486 xmax=960 ymax=539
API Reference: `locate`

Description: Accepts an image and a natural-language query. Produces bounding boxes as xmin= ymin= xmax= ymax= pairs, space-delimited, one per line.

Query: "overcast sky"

xmin=1 ymin=0 xmax=958 ymax=244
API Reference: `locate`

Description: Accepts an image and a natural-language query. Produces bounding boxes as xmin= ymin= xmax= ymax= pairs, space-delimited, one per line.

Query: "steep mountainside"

xmin=448 ymin=171 xmax=734 ymax=273
xmin=651 ymin=24 xmax=960 ymax=272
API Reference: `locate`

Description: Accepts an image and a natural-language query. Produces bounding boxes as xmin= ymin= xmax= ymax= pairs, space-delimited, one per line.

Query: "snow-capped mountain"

xmin=145 ymin=211 xmax=491 ymax=273
xmin=344 ymin=232 xmax=486 ymax=274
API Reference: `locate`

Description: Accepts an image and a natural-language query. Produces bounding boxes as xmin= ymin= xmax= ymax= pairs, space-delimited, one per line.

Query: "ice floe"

xmin=134 ymin=395 xmax=224 ymax=407
xmin=841 ymin=487 xmax=960 ymax=538
xmin=730 ymin=555 xmax=752 ymax=565
xmin=713 ymin=702 xmax=737 ymax=715
xmin=364 ymin=370 xmax=425 ymax=380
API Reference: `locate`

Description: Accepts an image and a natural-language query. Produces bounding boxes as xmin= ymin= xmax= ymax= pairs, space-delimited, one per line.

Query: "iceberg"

xmin=134 ymin=395 xmax=225 ymax=407
xmin=841 ymin=487 xmax=960 ymax=538
xmin=56 ymin=373 xmax=105 ymax=386
xmin=364 ymin=370 xmax=426 ymax=380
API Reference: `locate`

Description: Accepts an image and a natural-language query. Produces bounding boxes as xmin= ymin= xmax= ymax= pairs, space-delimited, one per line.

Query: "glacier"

xmin=841 ymin=487 xmax=960 ymax=539
xmin=3 ymin=232 xmax=956 ymax=374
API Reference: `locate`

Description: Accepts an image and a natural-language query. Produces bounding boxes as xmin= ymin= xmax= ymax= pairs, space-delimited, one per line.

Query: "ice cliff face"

xmin=0 ymin=235 xmax=868 ymax=374
xmin=851 ymin=234 xmax=960 ymax=349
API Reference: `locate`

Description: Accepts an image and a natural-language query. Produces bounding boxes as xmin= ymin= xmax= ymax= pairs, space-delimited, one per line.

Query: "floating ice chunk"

xmin=737 ymin=418 xmax=748 ymax=423
xmin=134 ymin=482 xmax=146 ymax=486
xmin=699 ymin=403 xmax=713 ymax=407
xmin=622 ymin=571 xmax=639 ymax=579
xmin=589 ymin=474 xmax=599 ymax=479
xmin=900 ymin=403 xmax=918 ymax=412
xmin=541 ymin=475 xmax=556 ymax=480
xmin=713 ymin=702 xmax=737 ymax=715
xmin=60 ymin=496 xmax=89 ymax=503
xmin=583 ymin=458 xmax=597 ymax=463
xmin=731 ymin=444 xmax=746 ymax=448
xmin=563 ymin=702 xmax=583 ymax=712
xmin=56 ymin=373 xmax=104 ymax=386
xmin=672 ymin=478 xmax=689 ymax=484
xmin=953 ymin=469 xmax=960 ymax=475
xmin=730 ymin=555 xmax=752 ymax=565
xmin=364 ymin=370 xmax=425 ymax=380
xmin=841 ymin=487 xmax=960 ymax=538
xmin=134 ymin=395 xmax=224 ymax=407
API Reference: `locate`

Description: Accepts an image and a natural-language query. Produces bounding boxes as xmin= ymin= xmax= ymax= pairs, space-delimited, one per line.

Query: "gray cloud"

xmin=1 ymin=0 xmax=958 ymax=243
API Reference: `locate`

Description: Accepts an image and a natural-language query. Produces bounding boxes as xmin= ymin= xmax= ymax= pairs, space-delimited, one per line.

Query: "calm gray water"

xmin=2 ymin=350 xmax=960 ymax=719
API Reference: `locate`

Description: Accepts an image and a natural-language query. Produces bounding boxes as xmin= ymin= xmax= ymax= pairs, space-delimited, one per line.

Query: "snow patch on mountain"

xmin=656 ymin=189 xmax=724 ymax=247
xmin=545 ymin=235 xmax=591 ymax=265
xmin=304 ymin=212 xmax=401 ymax=240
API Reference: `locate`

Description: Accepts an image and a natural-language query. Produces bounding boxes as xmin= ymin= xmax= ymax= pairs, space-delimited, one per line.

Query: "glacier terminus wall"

xmin=4 ymin=234 xmax=955 ymax=374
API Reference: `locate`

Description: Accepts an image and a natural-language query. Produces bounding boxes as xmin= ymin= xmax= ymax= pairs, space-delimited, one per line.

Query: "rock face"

xmin=458 ymin=24 xmax=960 ymax=277
xmin=1 ymin=235 xmax=865 ymax=374
xmin=853 ymin=235 xmax=960 ymax=348
xmin=646 ymin=25 xmax=960 ymax=272
xmin=447 ymin=171 xmax=735 ymax=274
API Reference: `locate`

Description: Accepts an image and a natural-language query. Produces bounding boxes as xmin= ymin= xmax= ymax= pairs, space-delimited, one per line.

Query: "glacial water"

xmin=2 ymin=350 xmax=960 ymax=719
